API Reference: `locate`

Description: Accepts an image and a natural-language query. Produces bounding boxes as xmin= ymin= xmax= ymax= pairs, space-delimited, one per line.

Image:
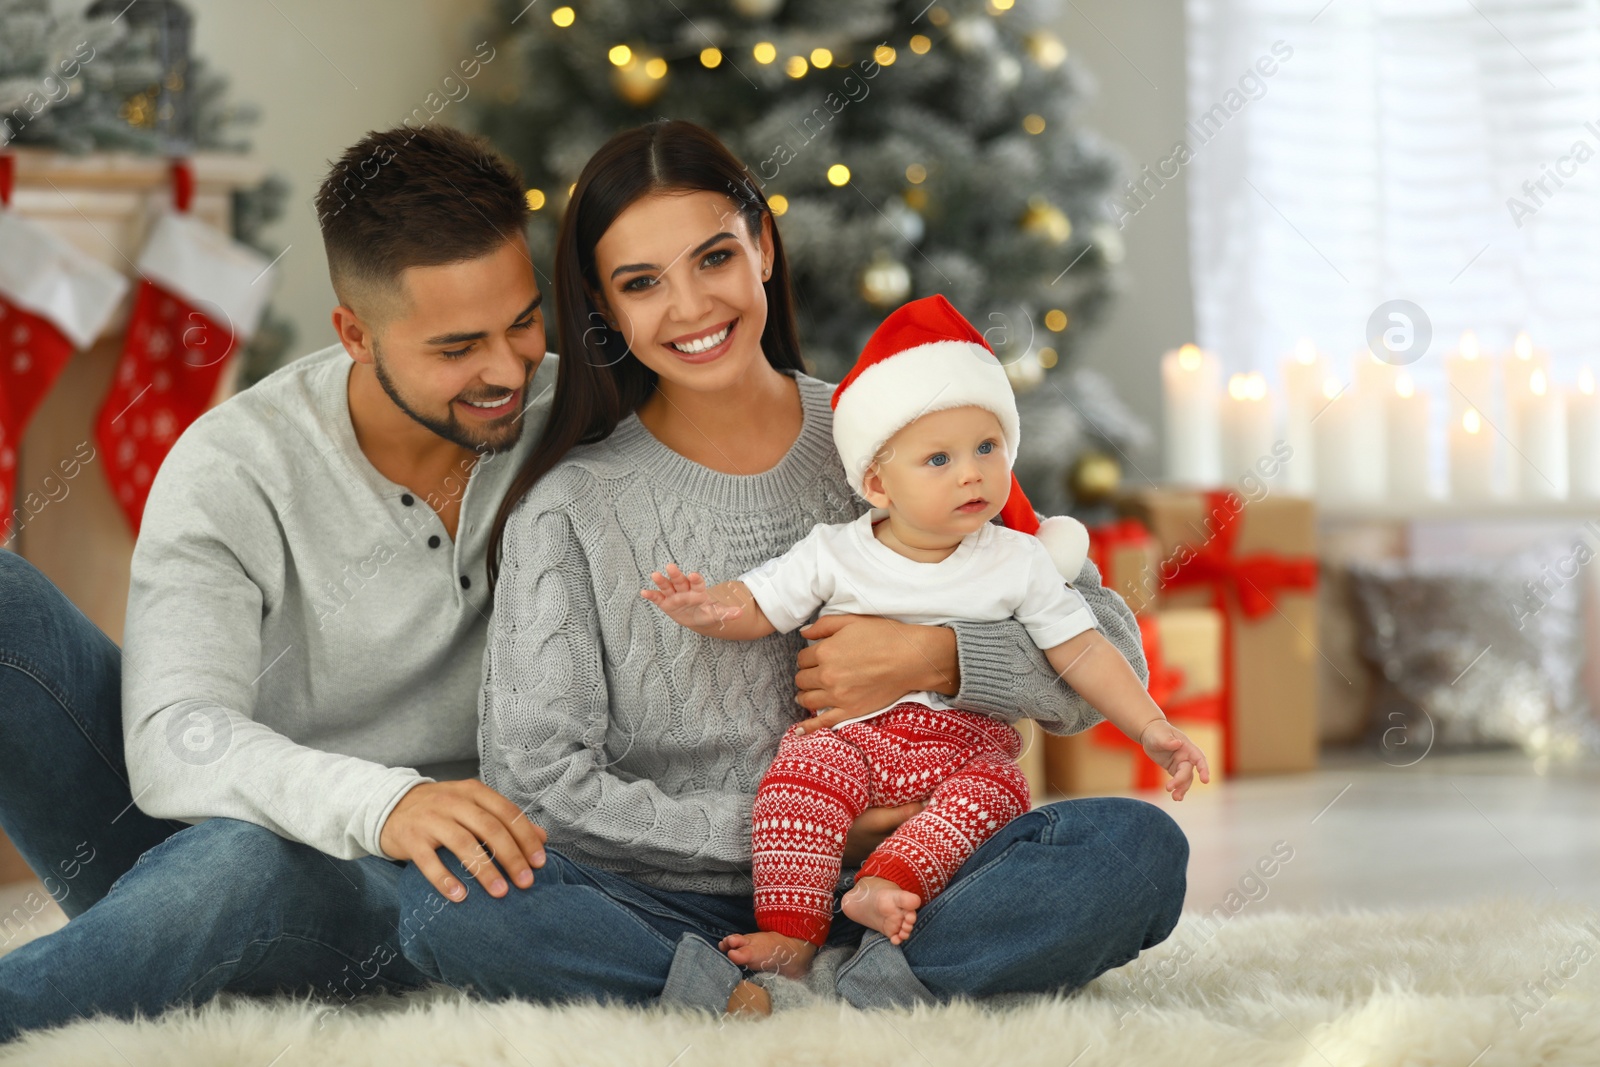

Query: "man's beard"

xmin=372 ymin=344 xmax=528 ymax=455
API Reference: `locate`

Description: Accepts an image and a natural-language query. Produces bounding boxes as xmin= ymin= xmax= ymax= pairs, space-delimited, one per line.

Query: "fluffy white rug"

xmin=2 ymin=897 xmax=1597 ymax=1066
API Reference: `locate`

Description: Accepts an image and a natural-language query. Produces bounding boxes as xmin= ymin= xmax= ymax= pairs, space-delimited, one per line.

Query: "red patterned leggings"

xmin=751 ymin=703 xmax=1031 ymax=945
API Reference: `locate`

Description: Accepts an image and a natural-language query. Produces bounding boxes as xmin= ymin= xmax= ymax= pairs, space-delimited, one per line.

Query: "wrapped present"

xmin=1044 ymin=608 xmax=1226 ymax=795
xmin=1015 ymin=719 xmax=1049 ymax=804
xmin=1119 ymin=488 xmax=1319 ymax=775
xmin=0 ymin=827 xmax=34 ymax=886
xmin=1087 ymin=518 xmax=1161 ymax=614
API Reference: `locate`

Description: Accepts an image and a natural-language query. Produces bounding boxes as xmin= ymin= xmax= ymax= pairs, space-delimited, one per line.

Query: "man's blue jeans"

xmin=398 ymin=792 xmax=1190 ymax=1009
xmin=0 ymin=551 xmax=430 ymax=1045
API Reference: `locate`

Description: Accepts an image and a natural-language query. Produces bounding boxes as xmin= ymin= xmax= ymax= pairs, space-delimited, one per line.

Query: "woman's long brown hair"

xmin=487 ymin=119 xmax=806 ymax=591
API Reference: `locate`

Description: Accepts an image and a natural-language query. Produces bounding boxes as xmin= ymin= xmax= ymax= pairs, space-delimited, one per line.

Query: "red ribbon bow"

xmin=1091 ymin=612 xmax=1226 ymax=789
xmin=1159 ymin=490 xmax=1318 ymax=773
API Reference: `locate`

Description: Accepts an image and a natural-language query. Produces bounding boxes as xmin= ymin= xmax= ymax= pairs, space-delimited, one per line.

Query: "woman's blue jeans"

xmin=397 ymin=790 xmax=1190 ymax=1009
xmin=0 ymin=551 xmax=429 ymax=1045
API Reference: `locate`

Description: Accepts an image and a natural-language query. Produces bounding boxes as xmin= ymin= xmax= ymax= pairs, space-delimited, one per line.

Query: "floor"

xmin=2 ymin=745 xmax=1597 ymax=952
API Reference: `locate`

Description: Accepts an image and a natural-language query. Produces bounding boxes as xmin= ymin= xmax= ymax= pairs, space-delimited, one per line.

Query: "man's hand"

xmin=379 ymin=780 xmax=547 ymax=902
xmin=794 ymin=615 xmax=958 ymax=719
xmin=843 ymin=802 xmax=925 ymax=866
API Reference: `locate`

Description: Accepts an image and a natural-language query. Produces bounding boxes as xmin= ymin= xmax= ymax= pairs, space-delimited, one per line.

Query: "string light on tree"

xmin=610 ymin=46 xmax=668 ymax=106
xmin=827 ymin=163 xmax=851 ymax=186
xmin=753 ymin=41 xmax=777 ymax=64
xmin=701 ymin=47 xmax=722 ymax=67
xmin=551 ymin=6 xmax=574 ymax=27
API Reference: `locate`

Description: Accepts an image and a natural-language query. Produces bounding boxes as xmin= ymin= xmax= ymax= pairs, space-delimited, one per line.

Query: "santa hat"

xmin=831 ymin=294 xmax=1089 ymax=579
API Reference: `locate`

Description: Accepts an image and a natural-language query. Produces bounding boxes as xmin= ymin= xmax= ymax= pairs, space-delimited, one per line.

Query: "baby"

xmin=643 ymin=294 xmax=1209 ymax=978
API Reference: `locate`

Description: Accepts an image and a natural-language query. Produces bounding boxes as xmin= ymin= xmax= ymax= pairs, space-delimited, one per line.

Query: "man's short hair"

xmin=315 ymin=125 xmax=528 ymax=322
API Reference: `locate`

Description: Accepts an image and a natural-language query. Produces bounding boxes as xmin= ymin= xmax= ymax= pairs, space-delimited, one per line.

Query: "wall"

xmin=1055 ymin=0 xmax=1193 ymax=479
xmin=184 ymin=0 xmax=497 ymax=361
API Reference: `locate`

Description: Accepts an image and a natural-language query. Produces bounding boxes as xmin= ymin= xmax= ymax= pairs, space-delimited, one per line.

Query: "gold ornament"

xmin=1067 ymin=449 xmax=1122 ymax=506
xmin=1025 ymin=29 xmax=1067 ymax=69
xmin=859 ymin=251 xmax=912 ymax=308
xmin=611 ymin=53 xmax=668 ymax=107
xmin=1019 ymin=197 xmax=1071 ymax=245
xmin=1002 ymin=349 xmax=1045 ymax=392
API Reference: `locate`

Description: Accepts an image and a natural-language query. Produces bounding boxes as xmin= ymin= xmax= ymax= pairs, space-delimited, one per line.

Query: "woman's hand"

xmin=843 ymin=802 xmax=925 ymax=865
xmin=794 ymin=615 xmax=958 ymax=718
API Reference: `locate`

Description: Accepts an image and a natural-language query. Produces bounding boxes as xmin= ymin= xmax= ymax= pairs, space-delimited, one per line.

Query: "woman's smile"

xmin=664 ymin=318 xmax=738 ymax=363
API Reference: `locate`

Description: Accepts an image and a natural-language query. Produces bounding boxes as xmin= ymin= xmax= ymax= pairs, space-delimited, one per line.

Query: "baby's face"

xmin=867 ymin=406 xmax=1010 ymax=540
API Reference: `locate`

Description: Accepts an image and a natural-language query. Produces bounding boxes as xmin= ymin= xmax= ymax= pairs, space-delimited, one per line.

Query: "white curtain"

xmin=1186 ymin=0 xmax=1600 ymax=388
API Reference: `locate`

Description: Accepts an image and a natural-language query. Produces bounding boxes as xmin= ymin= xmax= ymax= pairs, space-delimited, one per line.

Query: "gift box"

xmin=1087 ymin=518 xmax=1162 ymax=614
xmin=1044 ymin=608 xmax=1227 ymax=796
xmin=1118 ymin=488 xmax=1320 ymax=775
xmin=0 ymin=828 xmax=34 ymax=886
xmin=1015 ymin=719 xmax=1049 ymax=804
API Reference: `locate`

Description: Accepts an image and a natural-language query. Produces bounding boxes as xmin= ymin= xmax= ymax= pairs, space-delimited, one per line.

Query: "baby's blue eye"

xmin=977 ymin=441 xmax=995 ymax=455
xmin=927 ymin=453 xmax=949 ymax=467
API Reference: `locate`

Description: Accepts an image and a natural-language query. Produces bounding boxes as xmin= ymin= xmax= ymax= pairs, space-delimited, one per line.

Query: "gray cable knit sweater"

xmin=480 ymin=372 xmax=1146 ymax=896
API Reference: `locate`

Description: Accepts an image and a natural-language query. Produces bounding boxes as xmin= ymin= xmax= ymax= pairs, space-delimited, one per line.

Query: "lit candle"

xmin=1515 ymin=368 xmax=1567 ymax=499
xmin=1503 ymin=332 xmax=1552 ymax=497
xmin=1387 ymin=372 xmax=1432 ymax=500
xmin=1279 ymin=338 xmax=1324 ymax=495
xmin=1444 ymin=330 xmax=1493 ymax=420
xmin=1449 ymin=406 xmax=1496 ymax=502
xmin=1355 ymin=347 xmax=1399 ymax=399
xmin=1162 ymin=343 xmax=1222 ymax=486
xmin=1314 ymin=376 xmax=1386 ymax=504
xmin=1570 ymin=368 xmax=1600 ymax=500
xmin=1222 ymin=372 xmax=1275 ymax=481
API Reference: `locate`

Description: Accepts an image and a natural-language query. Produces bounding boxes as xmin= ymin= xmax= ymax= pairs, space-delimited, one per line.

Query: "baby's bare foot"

xmin=841 ymin=875 xmax=921 ymax=945
xmin=719 ymin=930 xmax=818 ymax=979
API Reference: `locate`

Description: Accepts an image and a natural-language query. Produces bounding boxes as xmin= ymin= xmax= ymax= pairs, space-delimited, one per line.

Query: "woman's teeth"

xmin=670 ymin=323 xmax=730 ymax=354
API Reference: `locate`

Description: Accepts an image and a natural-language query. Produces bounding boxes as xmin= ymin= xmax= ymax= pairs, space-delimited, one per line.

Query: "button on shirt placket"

xmin=398 ymin=492 xmax=451 ymax=575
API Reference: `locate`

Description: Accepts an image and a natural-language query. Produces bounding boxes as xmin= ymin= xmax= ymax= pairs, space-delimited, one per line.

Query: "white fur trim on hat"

xmin=832 ymin=340 xmax=1019 ymax=496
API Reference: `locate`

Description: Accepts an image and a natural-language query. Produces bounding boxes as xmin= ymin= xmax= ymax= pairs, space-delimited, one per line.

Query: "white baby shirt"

xmin=739 ymin=511 xmax=1097 ymax=724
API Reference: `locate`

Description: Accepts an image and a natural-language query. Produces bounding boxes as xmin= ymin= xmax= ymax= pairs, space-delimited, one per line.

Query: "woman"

xmin=395 ymin=120 xmax=1187 ymax=1014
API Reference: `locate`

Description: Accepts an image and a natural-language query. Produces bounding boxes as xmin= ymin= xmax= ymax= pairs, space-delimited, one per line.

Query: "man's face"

xmin=368 ymin=237 xmax=546 ymax=454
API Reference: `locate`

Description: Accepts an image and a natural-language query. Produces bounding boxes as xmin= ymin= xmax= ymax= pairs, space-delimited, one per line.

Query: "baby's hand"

xmin=1139 ymin=720 xmax=1211 ymax=802
xmin=641 ymin=564 xmax=744 ymax=629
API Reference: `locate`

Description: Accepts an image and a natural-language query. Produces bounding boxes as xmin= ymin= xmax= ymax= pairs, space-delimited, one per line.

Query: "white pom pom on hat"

xmin=831 ymin=293 xmax=1089 ymax=579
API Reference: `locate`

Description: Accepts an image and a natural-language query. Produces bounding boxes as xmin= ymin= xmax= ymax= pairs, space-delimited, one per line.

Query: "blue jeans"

xmin=397 ymin=795 xmax=1189 ymax=1009
xmin=0 ymin=552 xmax=430 ymax=1044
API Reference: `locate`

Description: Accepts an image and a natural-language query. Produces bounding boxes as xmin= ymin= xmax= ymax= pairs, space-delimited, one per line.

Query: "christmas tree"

xmin=473 ymin=0 xmax=1144 ymax=513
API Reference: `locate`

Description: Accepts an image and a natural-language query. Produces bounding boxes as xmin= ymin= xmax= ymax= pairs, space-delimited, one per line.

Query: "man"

xmin=0 ymin=125 xmax=553 ymax=1042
